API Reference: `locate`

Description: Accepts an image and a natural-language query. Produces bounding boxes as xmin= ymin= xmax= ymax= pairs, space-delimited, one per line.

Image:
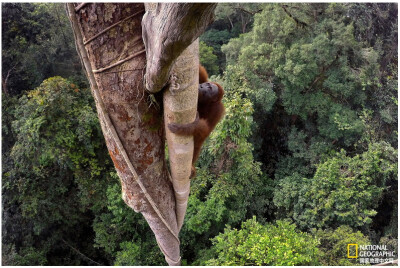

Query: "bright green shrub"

xmin=206 ymin=217 xmax=320 ymax=266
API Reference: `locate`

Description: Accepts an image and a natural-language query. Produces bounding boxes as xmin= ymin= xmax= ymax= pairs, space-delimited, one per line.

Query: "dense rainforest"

xmin=2 ymin=3 xmax=398 ymax=265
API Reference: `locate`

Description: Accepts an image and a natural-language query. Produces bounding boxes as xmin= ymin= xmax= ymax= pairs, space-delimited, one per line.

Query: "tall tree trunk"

xmin=164 ymin=40 xmax=199 ymax=231
xmin=142 ymin=4 xmax=215 ymax=231
xmin=67 ymin=3 xmax=180 ymax=265
xmin=67 ymin=3 xmax=216 ymax=265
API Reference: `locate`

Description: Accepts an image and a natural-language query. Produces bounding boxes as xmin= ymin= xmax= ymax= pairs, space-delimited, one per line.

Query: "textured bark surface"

xmin=66 ymin=3 xmax=180 ymax=265
xmin=68 ymin=3 xmax=217 ymax=265
xmin=142 ymin=3 xmax=217 ymax=93
xmin=164 ymin=40 xmax=199 ymax=231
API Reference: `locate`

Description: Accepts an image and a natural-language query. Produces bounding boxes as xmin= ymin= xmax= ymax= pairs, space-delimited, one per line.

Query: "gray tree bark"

xmin=143 ymin=3 xmax=216 ymax=232
xmin=164 ymin=40 xmax=199 ymax=231
xmin=142 ymin=3 xmax=217 ymax=93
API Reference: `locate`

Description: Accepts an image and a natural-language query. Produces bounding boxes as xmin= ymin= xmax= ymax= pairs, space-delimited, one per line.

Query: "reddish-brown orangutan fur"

xmin=199 ymin=65 xmax=209 ymax=84
xmin=168 ymin=65 xmax=225 ymax=177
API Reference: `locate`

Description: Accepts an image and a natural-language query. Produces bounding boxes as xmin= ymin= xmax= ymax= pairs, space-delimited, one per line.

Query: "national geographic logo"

xmin=347 ymin=244 xmax=396 ymax=264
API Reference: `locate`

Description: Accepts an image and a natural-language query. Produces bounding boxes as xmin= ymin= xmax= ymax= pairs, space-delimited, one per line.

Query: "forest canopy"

xmin=2 ymin=3 xmax=398 ymax=265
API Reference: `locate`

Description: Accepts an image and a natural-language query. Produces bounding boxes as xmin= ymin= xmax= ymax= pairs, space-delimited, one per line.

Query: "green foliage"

xmin=200 ymin=4 xmax=263 ymax=75
xmin=274 ymin=142 xmax=397 ymax=230
xmin=93 ymin=175 xmax=165 ymax=265
xmin=379 ymin=235 xmax=398 ymax=259
xmin=313 ymin=226 xmax=370 ymax=266
xmin=200 ymin=29 xmax=232 ymax=74
xmin=3 ymin=77 xmax=113 ymax=265
xmin=206 ymin=217 xmax=320 ymax=266
xmin=113 ymin=239 xmax=164 ymax=266
xmin=2 ymin=245 xmax=47 ymax=266
xmin=10 ymin=77 xmax=110 ymax=214
xmin=222 ymin=2 xmax=397 ymax=237
xmin=181 ymin=93 xmax=273 ymax=263
xmin=2 ymin=94 xmax=18 ymax=173
xmin=2 ymin=2 xmax=398 ymax=266
xmin=199 ymin=41 xmax=218 ymax=76
xmin=2 ymin=3 xmax=86 ymax=95
xmin=222 ymin=2 xmax=397 ymax=169
xmin=188 ymin=94 xmax=259 ymax=227
xmin=114 ymin=241 xmax=141 ymax=266
xmin=225 ymin=4 xmax=369 ymax=144
xmin=224 ymin=63 xmax=277 ymax=116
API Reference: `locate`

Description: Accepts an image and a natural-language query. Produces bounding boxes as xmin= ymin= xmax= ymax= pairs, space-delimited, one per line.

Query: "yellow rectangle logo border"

xmin=347 ymin=244 xmax=358 ymax=258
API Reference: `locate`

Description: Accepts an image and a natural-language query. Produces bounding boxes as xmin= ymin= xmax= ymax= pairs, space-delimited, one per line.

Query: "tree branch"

xmin=2 ymin=63 xmax=17 ymax=95
xmin=233 ymin=6 xmax=263 ymax=16
xmin=142 ymin=3 xmax=217 ymax=93
xmin=163 ymin=40 xmax=198 ymax=232
xmin=281 ymin=5 xmax=308 ymax=28
xmin=61 ymin=238 xmax=103 ymax=266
